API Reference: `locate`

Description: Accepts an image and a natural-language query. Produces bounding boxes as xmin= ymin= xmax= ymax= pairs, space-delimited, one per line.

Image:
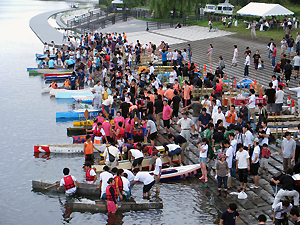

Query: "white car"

xmin=203 ymin=4 xmax=216 ymax=13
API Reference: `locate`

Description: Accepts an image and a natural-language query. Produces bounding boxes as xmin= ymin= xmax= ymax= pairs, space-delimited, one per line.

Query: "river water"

xmin=0 ymin=1 xmax=220 ymax=224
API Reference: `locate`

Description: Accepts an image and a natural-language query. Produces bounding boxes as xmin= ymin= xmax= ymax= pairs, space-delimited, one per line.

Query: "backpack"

xmin=107 ymin=148 xmax=115 ymax=162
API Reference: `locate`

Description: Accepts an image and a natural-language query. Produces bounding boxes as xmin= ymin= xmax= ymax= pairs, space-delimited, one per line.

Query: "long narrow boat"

xmin=67 ymin=126 xmax=92 ymax=136
xmin=28 ymin=68 xmax=73 ymax=76
xmin=31 ymin=180 xmax=101 ymax=197
xmin=44 ymin=72 xmax=72 ymax=77
xmin=92 ymin=154 xmax=178 ymax=172
xmin=73 ymin=120 xmax=94 ymax=126
xmin=70 ymin=199 xmax=163 ymax=213
xmin=55 ymin=90 xmax=93 ymax=99
xmin=33 ymin=144 xmax=108 ymax=153
xmin=44 ymin=75 xmax=71 ymax=80
xmin=56 ymin=109 xmax=101 ymax=120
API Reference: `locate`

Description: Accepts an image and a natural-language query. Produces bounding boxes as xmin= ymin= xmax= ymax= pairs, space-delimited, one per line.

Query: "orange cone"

xmin=210 ymin=66 xmax=212 ymax=73
xmin=233 ymin=78 xmax=236 ymax=88
xmin=287 ymin=94 xmax=291 ymax=107
xmin=292 ymin=99 xmax=296 ymax=114
xmin=188 ymin=61 xmax=191 ymax=69
xmin=225 ymin=74 xmax=227 ymax=80
xmin=254 ymin=79 xmax=257 ymax=90
xmin=203 ymin=64 xmax=206 ymax=73
xmin=195 ymin=63 xmax=198 ymax=72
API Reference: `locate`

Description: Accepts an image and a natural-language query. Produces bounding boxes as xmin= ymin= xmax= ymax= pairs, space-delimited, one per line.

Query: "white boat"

xmin=50 ymin=88 xmax=67 ymax=96
xmin=33 ymin=144 xmax=108 ymax=153
xmin=41 ymin=87 xmax=53 ymax=93
xmin=55 ymin=89 xmax=93 ymax=99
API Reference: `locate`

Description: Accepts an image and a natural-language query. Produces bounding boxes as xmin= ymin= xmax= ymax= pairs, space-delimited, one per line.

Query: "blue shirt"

xmin=220 ymin=210 xmax=239 ymax=225
xmin=69 ymin=74 xmax=77 ymax=86
xmin=198 ymin=113 xmax=212 ymax=126
xmin=48 ymin=59 xmax=54 ymax=68
xmin=95 ymin=58 xmax=101 ymax=67
xmin=161 ymin=52 xmax=168 ymax=62
xmin=78 ymin=72 xmax=85 ymax=82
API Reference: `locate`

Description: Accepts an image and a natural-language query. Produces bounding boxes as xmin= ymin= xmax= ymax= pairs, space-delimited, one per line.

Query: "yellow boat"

xmin=73 ymin=120 xmax=94 ymax=126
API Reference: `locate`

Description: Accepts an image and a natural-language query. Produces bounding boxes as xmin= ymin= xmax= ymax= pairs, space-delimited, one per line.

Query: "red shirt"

xmin=261 ymin=149 xmax=271 ymax=158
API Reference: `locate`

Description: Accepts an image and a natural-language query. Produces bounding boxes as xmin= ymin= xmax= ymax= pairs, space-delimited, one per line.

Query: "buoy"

xmin=287 ymin=94 xmax=291 ymax=107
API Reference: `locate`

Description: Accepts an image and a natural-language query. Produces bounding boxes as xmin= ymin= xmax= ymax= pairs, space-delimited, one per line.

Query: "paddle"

xmin=84 ymin=109 xmax=89 ymax=135
xmin=44 ymin=181 xmax=60 ymax=190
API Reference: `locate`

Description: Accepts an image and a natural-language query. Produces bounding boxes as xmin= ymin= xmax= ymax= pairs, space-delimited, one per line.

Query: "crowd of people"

xmin=40 ymin=29 xmax=300 ymax=223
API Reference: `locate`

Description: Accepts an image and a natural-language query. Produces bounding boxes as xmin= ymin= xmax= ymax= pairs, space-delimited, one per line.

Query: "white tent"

xmin=112 ymin=0 xmax=123 ymax=4
xmin=237 ymin=2 xmax=294 ymax=17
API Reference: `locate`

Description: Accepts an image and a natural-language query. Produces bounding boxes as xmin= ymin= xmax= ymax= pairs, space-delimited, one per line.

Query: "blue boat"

xmin=56 ymin=108 xmax=114 ymax=120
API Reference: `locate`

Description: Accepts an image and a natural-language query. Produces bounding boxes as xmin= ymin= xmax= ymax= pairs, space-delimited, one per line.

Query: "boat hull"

xmin=33 ymin=144 xmax=108 ymax=153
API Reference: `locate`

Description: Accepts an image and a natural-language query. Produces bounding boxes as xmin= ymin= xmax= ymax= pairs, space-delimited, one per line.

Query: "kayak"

xmin=67 ymin=126 xmax=92 ymax=136
xmin=44 ymin=72 xmax=72 ymax=77
xmin=44 ymin=75 xmax=70 ymax=80
xmin=28 ymin=68 xmax=72 ymax=76
xmin=33 ymin=144 xmax=108 ymax=153
xmin=56 ymin=109 xmax=101 ymax=120
xmin=72 ymin=96 xmax=93 ymax=103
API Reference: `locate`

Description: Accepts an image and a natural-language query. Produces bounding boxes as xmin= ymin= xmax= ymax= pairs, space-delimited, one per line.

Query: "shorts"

xmin=168 ymin=148 xmax=182 ymax=157
xmin=250 ymin=162 xmax=259 ymax=176
xmin=107 ymin=200 xmax=117 ymax=213
xmin=267 ymin=103 xmax=275 ymax=113
xmin=163 ymin=119 xmax=170 ymax=128
xmin=162 ymin=61 xmax=167 ymax=66
xmin=192 ymin=117 xmax=199 ymax=126
xmin=281 ymin=47 xmax=286 ymax=55
xmin=172 ymin=109 xmax=178 ymax=117
xmin=260 ymin=157 xmax=269 ymax=169
xmin=85 ymin=154 xmax=94 ymax=160
xmin=132 ymin=157 xmax=143 ymax=167
xmin=96 ymin=66 xmax=101 ymax=71
xmin=294 ymin=66 xmax=300 ymax=71
xmin=254 ymin=62 xmax=258 ymax=70
xmin=126 ymin=132 xmax=133 ymax=140
xmin=275 ymin=103 xmax=283 ymax=112
xmin=143 ymin=180 xmax=155 ymax=193
xmin=199 ymin=157 xmax=207 ymax=164
xmin=138 ymin=110 xmax=143 ymax=120
xmin=149 ymin=132 xmax=157 ymax=140
xmin=149 ymin=157 xmax=156 ymax=165
xmin=287 ymin=47 xmax=294 ymax=53
xmin=154 ymin=174 xmax=160 ymax=184
xmin=142 ymin=128 xmax=148 ymax=136
xmin=79 ymin=81 xmax=84 ymax=87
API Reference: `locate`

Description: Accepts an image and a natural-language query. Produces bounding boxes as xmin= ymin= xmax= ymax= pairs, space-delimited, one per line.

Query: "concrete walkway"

xmin=29 ymin=8 xmax=70 ymax=46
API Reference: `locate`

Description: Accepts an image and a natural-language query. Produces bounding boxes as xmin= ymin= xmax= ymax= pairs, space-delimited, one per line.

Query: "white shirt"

xmin=103 ymin=146 xmax=120 ymax=162
xmin=124 ymin=169 xmax=135 ymax=182
xmin=154 ymin=157 xmax=162 ymax=175
xmin=86 ymin=169 xmax=96 ymax=184
xmin=147 ymin=120 xmax=157 ymax=134
xmin=289 ymin=87 xmax=300 ymax=98
xmin=212 ymin=112 xmax=225 ymax=126
xmin=59 ymin=175 xmax=77 ymax=195
xmin=275 ymin=90 xmax=284 ymax=103
xmin=226 ymin=146 xmax=234 ymax=168
xmin=134 ymin=172 xmax=154 ymax=185
xmin=230 ymin=139 xmax=237 ymax=154
xmin=94 ymin=84 xmax=103 ymax=95
xmin=245 ymin=55 xmax=250 ymax=66
xmin=281 ymin=40 xmax=287 ymax=48
xmin=236 ymin=150 xmax=250 ymax=169
xmin=244 ymin=130 xmax=254 ymax=148
xmin=166 ymin=144 xmax=181 ymax=152
xmin=259 ymin=127 xmax=270 ymax=146
xmin=212 ymin=105 xmax=218 ymax=115
xmin=102 ymin=95 xmax=113 ymax=106
xmin=99 ymin=171 xmax=113 ymax=198
xmin=172 ymin=51 xmax=178 ymax=60
xmin=93 ymin=93 xmax=101 ymax=105
xmin=149 ymin=66 xmax=155 ymax=75
xmin=169 ymin=71 xmax=177 ymax=84
xmin=252 ymin=146 xmax=260 ymax=164
xmin=272 ymin=79 xmax=278 ymax=90
xmin=233 ymin=48 xmax=238 ymax=58
xmin=199 ymin=144 xmax=208 ymax=158
xmin=130 ymin=149 xmax=144 ymax=159
xmin=177 ymin=118 xmax=194 ymax=129
xmin=121 ymin=177 xmax=130 ymax=192
xmin=201 ymin=99 xmax=212 ymax=114
xmin=248 ymin=95 xmax=256 ymax=109
xmin=294 ymin=56 xmax=300 ymax=66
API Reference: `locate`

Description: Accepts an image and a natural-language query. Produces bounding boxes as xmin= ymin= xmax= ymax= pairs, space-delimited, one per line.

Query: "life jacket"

xmin=84 ymin=141 xmax=93 ymax=155
xmin=93 ymin=127 xmax=102 ymax=137
xmin=137 ymin=99 xmax=144 ymax=109
xmin=86 ymin=168 xmax=95 ymax=181
xmin=106 ymin=185 xmax=116 ymax=201
xmin=114 ymin=176 xmax=123 ymax=192
xmin=64 ymin=80 xmax=70 ymax=87
xmin=215 ymin=84 xmax=222 ymax=93
xmin=133 ymin=143 xmax=140 ymax=149
xmin=63 ymin=175 xmax=75 ymax=190
xmin=116 ymin=127 xmax=125 ymax=139
xmin=51 ymin=83 xmax=57 ymax=88
xmin=145 ymin=146 xmax=156 ymax=155
xmin=226 ymin=111 xmax=236 ymax=124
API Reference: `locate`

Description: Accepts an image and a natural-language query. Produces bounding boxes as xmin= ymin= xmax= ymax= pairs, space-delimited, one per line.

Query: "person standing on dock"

xmin=177 ymin=112 xmax=195 ymax=150
xmin=244 ymin=51 xmax=250 ymax=77
xmin=151 ymin=152 xmax=162 ymax=193
xmin=57 ymin=168 xmax=80 ymax=195
xmin=187 ymin=44 xmax=192 ymax=63
xmin=219 ymin=203 xmax=239 ymax=225
xmin=231 ymin=45 xmax=238 ymax=67
xmin=84 ymin=162 xmax=97 ymax=186
xmin=236 ymin=143 xmax=250 ymax=192
xmin=106 ymin=178 xmax=118 ymax=214
xmin=96 ymin=166 xmax=113 ymax=199
xmin=84 ymin=134 xmax=100 ymax=161
xmin=287 ymin=82 xmax=300 ymax=116
xmin=250 ymin=138 xmax=260 ymax=189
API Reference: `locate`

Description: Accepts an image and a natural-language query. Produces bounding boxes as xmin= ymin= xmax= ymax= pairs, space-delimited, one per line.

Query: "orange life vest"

xmin=64 ymin=80 xmax=70 ymax=87
xmin=84 ymin=141 xmax=93 ymax=155
xmin=114 ymin=176 xmax=123 ymax=192
xmin=226 ymin=111 xmax=236 ymax=124
xmin=116 ymin=127 xmax=125 ymax=139
xmin=86 ymin=168 xmax=94 ymax=182
xmin=51 ymin=83 xmax=57 ymax=88
xmin=63 ymin=175 xmax=75 ymax=190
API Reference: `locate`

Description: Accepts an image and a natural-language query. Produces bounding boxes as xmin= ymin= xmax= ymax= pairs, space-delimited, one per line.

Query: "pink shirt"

xmin=96 ymin=116 xmax=105 ymax=124
xmin=125 ymin=118 xmax=134 ymax=133
xmin=272 ymin=47 xmax=277 ymax=57
xmin=102 ymin=121 xmax=111 ymax=136
xmin=114 ymin=116 xmax=125 ymax=129
xmin=163 ymin=105 xmax=172 ymax=120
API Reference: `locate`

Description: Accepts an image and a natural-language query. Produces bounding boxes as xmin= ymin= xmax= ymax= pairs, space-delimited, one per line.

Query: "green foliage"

xmin=123 ymin=0 xmax=147 ymax=8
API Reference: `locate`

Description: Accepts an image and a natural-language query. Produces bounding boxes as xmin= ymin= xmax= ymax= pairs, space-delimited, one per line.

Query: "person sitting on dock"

xmin=96 ymin=166 xmax=113 ymax=199
xmin=57 ymin=167 xmax=80 ymax=195
xmin=84 ymin=162 xmax=97 ymax=186
xmin=84 ymin=134 xmax=100 ymax=161
xmin=131 ymin=168 xmax=155 ymax=198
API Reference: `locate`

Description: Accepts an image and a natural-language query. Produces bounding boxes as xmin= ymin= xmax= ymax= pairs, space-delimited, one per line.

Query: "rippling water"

xmin=0 ymin=1 xmax=220 ymax=224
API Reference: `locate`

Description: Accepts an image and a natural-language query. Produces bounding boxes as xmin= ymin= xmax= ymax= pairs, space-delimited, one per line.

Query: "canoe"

xmin=35 ymin=53 xmax=57 ymax=59
xmin=92 ymin=153 xmax=178 ymax=172
xmin=73 ymin=120 xmax=94 ymax=126
xmin=56 ymin=109 xmax=101 ymax=120
xmin=28 ymin=68 xmax=72 ymax=76
xmin=32 ymin=180 xmax=101 ymax=197
xmin=44 ymin=75 xmax=71 ymax=80
xmin=33 ymin=144 xmax=108 ymax=153
xmin=67 ymin=126 xmax=92 ymax=136
xmin=70 ymin=199 xmax=163 ymax=213
xmin=55 ymin=90 xmax=93 ymax=99
xmin=150 ymin=164 xmax=201 ymax=182
xmin=72 ymin=96 xmax=93 ymax=104
xmin=44 ymin=72 xmax=72 ymax=77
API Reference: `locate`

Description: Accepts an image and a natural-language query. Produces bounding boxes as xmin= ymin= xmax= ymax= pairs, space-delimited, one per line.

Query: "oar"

xmin=84 ymin=109 xmax=89 ymax=135
xmin=44 ymin=181 xmax=60 ymax=190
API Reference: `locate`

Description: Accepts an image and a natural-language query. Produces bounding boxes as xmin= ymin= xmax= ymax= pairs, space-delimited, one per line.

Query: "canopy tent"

xmin=237 ymin=2 xmax=294 ymax=17
xmin=111 ymin=0 xmax=123 ymax=4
